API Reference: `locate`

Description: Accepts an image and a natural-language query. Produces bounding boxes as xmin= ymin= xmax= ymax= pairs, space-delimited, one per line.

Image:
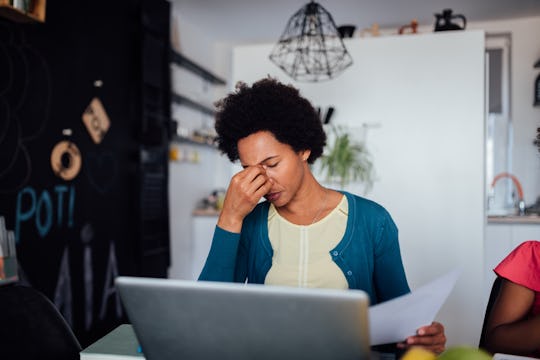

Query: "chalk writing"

xmin=14 ymin=185 xmax=75 ymax=243
xmin=100 ymin=241 xmax=122 ymax=320
xmin=53 ymin=240 xmax=122 ymax=329
xmin=81 ymin=223 xmax=93 ymax=330
xmin=53 ymin=247 xmax=73 ymax=326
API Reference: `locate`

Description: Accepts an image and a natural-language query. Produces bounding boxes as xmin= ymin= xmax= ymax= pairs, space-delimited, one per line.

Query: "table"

xmin=80 ymin=324 xmax=144 ymax=359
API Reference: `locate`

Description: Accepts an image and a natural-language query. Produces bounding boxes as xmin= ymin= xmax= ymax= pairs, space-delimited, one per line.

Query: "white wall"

xmin=232 ymin=31 xmax=486 ymax=347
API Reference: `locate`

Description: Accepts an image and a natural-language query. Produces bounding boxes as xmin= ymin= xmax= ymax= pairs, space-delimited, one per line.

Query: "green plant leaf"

xmin=320 ymin=125 xmax=374 ymax=190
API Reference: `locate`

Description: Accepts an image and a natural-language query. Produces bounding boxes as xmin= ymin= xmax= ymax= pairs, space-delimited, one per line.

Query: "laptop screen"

xmin=0 ymin=217 xmax=18 ymax=285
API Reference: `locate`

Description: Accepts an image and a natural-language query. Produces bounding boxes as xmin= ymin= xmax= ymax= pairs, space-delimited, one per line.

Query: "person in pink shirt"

xmin=483 ymin=240 xmax=540 ymax=357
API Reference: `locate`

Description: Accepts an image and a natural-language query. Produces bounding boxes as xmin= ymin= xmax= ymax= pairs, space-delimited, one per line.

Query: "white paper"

xmin=369 ymin=268 xmax=461 ymax=345
xmin=493 ymin=353 xmax=539 ymax=360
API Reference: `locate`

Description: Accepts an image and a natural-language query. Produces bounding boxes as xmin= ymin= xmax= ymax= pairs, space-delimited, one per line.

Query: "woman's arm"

xmin=484 ymin=279 xmax=540 ymax=355
xmin=198 ymin=226 xmax=242 ymax=282
xmin=372 ymin=211 xmax=410 ymax=302
xmin=199 ymin=165 xmax=271 ymax=281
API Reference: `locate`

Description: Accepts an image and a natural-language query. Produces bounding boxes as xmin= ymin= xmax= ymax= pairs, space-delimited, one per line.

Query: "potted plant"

xmin=319 ymin=125 xmax=374 ymax=191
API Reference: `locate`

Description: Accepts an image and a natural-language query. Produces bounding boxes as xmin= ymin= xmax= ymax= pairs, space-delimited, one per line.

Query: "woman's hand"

xmin=397 ymin=321 xmax=446 ymax=354
xmin=217 ymin=166 xmax=273 ymax=233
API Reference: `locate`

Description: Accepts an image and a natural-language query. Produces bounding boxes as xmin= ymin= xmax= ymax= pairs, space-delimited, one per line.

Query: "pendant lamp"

xmin=269 ymin=1 xmax=353 ymax=82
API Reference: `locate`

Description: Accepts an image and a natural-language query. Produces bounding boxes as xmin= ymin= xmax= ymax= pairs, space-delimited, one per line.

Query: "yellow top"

xmin=264 ymin=195 xmax=349 ymax=289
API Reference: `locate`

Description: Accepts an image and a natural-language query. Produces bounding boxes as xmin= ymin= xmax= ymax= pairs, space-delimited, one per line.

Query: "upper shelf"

xmin=170 ymin=49 xmax=226 ymax=85
xmin=0 ymin=0 xmax=46 ymax=23
xmin=171 ymin=92 xmax=214 ymax=116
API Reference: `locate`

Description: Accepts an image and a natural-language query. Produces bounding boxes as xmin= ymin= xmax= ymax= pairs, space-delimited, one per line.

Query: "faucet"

xmin=490 ymin=172 xmax=526 ymax=216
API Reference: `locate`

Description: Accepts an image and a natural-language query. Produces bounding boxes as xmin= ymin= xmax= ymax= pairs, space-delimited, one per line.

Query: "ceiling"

xmin=171 ymin=0 xmax=540 ymax=44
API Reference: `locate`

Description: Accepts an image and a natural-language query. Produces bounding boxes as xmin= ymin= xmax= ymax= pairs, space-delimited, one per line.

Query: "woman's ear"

xmin=300 ymin=149 xmax=311 ymax=162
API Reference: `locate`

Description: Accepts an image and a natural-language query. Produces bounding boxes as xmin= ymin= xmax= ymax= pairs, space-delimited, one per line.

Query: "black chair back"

xmin=0 ymin=283 xmax=81 ymax=360
xmin=479 ymin=276 xmax=503 ymax=349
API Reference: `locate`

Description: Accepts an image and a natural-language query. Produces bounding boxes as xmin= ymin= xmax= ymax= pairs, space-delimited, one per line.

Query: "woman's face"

xmin=237 ymin=131 xmax=310 ymax=208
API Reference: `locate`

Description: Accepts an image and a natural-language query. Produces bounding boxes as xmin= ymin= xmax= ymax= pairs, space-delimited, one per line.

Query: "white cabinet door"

xmin=191 ymin=216 xmax=217 ymax=280
xmin=484 ymin=224 xmax=513 ymax=302
xmin=511 ymin=225 xmax=540 ymax=248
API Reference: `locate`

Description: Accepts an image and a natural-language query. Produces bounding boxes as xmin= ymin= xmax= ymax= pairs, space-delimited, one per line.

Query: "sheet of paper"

xmin=369 ymin=268 xmax=461 ymax=345
xmin=493 ymin=353 xmax=539 ymax=360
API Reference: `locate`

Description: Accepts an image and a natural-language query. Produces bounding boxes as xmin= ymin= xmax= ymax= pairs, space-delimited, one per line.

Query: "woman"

xmin=483 ymin=241 xmax=540 ymax=357
xmin=199 ymin=78 xmax=446 ymax=353
xmin=482 ymin=128 xmax=540 ymax=357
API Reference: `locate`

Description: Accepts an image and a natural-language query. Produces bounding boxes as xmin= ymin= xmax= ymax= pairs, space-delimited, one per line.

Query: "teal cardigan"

xmin=199 ymin=191 xmax=410 ymax=305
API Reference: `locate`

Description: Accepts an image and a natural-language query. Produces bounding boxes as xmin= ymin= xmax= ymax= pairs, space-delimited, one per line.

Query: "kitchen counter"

xmin=192 ymin=208 xmax=220 ymax=216
xmin=488 ymin=215 xmax=540 ymax=224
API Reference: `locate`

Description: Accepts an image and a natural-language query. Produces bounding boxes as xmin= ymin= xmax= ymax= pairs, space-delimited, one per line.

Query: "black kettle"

xmin=434 ymin=9 xmax=466 ymax=31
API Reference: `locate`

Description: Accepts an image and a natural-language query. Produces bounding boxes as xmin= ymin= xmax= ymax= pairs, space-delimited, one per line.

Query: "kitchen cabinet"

xmin=190 ymin=214 xmax=217 ymax=280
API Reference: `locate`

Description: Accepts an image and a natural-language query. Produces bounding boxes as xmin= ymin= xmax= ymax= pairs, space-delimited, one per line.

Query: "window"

xmin=486 ymin=33 xmax=513 ymax=214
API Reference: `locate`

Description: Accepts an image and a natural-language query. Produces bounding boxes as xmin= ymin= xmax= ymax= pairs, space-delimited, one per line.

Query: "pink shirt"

xmin=494 ymin=240 xmax=540 ymax=317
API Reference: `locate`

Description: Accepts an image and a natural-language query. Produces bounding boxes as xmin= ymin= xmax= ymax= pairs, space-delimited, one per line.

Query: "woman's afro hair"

xmin=214 ymin=77 xmax=326 ymax=164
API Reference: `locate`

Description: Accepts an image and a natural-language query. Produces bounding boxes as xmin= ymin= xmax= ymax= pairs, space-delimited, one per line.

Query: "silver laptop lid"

xmin=116 ymin=277 xmax=370 ymax=360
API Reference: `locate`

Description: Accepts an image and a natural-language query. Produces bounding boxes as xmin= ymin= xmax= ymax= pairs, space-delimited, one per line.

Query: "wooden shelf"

xmin=172 ymin=134 xmax=216 ymax=148
xmin=0 ymin=0 xmax=46 ymax=23
xmin=170 ymin=50 xmax=223 ymax=151
xmin=170 ymin=49 xmax=226 ymax=85
xmin=171 ymin=92 xmax=215 ymax=116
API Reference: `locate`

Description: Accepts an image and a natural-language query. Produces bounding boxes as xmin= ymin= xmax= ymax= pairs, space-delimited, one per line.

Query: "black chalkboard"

xmin=0 ymin=0 xmax=170 ymax=347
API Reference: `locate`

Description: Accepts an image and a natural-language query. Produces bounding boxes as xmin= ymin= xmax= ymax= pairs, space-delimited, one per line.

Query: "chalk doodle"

xmin=50 ymin=140 xmax=82 ymax=181
xmin=0 ymin=21 xmax=52 ymax=193
xmin=0 ymin=98 xmax=9 ymax=144
xmin=0 ymin=28 xmax=13 ymax=96
xmin=85 ymin=151 xmax=119 ymax=194
xmin=0 ymin=114 xmax=21 ymax=178
xmin=82 ymin=97 xmax=111 ymax=145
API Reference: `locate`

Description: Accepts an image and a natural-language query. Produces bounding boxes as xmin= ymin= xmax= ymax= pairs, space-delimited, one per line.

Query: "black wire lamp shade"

xmin=269 ymin=1 xmax=353 ymax=82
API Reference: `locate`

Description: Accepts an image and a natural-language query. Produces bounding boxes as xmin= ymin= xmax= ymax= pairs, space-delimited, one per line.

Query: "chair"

xmin=479 ymin=276 xmax=503 ymax=350
xmin=0 ymin=283 xmax=82 ymax=360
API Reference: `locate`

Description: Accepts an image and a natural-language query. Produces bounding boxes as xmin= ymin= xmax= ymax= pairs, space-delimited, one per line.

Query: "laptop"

xmin=115 ymin=277 xmax=371 ymax=360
